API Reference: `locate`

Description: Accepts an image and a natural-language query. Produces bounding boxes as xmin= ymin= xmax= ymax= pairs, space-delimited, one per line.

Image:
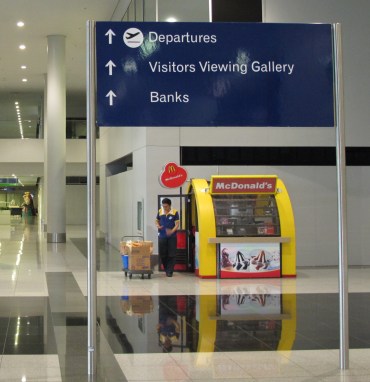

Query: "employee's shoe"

xmin=166 ymin=272 xmax=173 ymax=277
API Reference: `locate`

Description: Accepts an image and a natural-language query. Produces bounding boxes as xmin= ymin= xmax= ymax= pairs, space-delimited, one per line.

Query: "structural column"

xmin=42 ymin=74 xmax=48 ymax=232
xmin=46 ymin=35 xmax=66 ymax=243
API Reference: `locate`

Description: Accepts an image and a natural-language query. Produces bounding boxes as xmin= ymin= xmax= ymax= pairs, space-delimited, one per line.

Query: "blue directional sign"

xmin=96 ymin=22 xmax=334 ymax=127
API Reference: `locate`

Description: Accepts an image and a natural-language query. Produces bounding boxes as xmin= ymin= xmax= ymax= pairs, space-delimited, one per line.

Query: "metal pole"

xmin=87 ymin=20 xmax=97 ymax=375
xmin=333 ymin=22 xmax=349 ymax=370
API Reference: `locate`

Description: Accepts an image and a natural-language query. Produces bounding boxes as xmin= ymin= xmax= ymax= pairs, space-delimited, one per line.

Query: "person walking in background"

xmin=155 ymin=198 xmax=179 ymax=277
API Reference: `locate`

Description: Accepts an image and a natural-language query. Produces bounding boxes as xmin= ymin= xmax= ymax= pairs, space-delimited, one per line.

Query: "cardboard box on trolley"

xmin=120 ymin=241 xmax=153 ymax=271
xmin=120 ymin=296 xmax=154 ymax=316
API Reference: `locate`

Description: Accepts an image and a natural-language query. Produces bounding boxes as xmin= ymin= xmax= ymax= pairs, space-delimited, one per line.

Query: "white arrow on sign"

xmin=105 ymin=60 xmax=116 ymax=76
xmin=106 ymin=90 xmax=117 ymax=106
xmin=105 ymin=29 xmax=116 ymax=44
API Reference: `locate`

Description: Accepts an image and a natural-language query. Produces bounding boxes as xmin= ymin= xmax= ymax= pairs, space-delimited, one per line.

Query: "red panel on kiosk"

xmin=210 ymin=176 xmax=277 ymax=194
xmin=220 ymin=269 xmax=281 ymax=279
xmin=176 ymin=230 xmax=186 ymax=249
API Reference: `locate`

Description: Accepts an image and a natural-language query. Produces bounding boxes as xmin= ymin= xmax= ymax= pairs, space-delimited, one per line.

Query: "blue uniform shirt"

xmin=156 ymin=208 xmax=179 ymax=238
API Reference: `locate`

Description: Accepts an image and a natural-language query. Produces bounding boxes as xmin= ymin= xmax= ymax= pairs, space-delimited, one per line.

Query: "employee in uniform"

xmin=155 ymin=198 xmax=179 ymax=277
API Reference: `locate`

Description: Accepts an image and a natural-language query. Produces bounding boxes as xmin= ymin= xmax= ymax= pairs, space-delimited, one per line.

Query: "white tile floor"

xmin=79 ymin=264 xmax=370 ymax=381
xmin=0 ymin=355 xmax=62 ymax=382
xmin=1 ymin=223 xmax=370 ymax=381
xmin=72 ymin=267 xmax=370 ymax=297
xmin=114 ymin=349 xmax=370 ymax=381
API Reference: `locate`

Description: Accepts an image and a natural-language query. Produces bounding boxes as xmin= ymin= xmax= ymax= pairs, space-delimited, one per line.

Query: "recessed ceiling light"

xmin=22 ymin=78 xmax=28 ymax=82
xmin=21 ymin=65 xmax=27 ymax=69
xmin=19 ymin=44 xmax=26 ymax=50
xmin=17 ymin=21 xmax=25 ymax=27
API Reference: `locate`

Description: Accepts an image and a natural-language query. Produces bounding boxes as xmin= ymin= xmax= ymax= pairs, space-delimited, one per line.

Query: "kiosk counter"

xmin=188 ymin=175 xmax=296 ymax=279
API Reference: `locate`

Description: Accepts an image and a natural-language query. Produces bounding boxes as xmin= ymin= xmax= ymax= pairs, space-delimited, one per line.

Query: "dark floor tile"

xmin=94 ymin=292 xmax=370 ymax=354
xmin=291 ymin=330 xmax=336 ymax=350
xmin=51 ymin=312 xmax=87 ymax=326
xmin=6 ymin=334 xmax=45 ymax=345
xmin=3 ymin=342 xmax=47 ymax=354
xmin=349 ymin=336 xmax=370 ymax=347
xmin=55 ymin=327 xmax=88 ymax=356
xmin=0 ymin=318 xmax=10 ymax=331
xmin=0 ymin=296 xmax=58 ymax=355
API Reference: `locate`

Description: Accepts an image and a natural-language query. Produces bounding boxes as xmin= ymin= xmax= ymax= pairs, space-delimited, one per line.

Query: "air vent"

xmin=106 ymin=153 xmax=133 ymax=176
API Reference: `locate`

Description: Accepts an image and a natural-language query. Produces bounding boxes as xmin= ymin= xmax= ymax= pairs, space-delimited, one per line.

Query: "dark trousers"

xmin=158 ymin=235 xmax=177 ymax=273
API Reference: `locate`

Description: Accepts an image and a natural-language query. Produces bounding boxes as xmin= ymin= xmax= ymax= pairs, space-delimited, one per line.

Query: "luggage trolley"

xmin=120 ymin=236 xmax=153 ymax=279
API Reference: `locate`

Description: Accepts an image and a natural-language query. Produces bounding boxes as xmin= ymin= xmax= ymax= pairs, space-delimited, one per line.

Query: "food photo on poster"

xmin=220 ymin=242 xmax=281 ymax=278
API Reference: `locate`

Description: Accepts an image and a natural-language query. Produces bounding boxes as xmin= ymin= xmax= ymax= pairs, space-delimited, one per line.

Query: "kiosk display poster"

xmin=219 ymin=293 xmax=281 ymax=316
xmin=219 ymin=242 xmax=281 ymax=279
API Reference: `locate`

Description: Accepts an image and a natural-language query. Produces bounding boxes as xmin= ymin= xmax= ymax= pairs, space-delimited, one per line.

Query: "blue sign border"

xmin=96 ymin=22 xmax=334 ymax=127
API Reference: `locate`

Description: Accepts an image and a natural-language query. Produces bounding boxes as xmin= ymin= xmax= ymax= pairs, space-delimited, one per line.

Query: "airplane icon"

xmin=125 ymin=31 xmax=140 ymax=40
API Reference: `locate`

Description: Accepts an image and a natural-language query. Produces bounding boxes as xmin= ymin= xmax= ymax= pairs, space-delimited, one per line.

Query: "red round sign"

xmin=159 ymin=162 xmax=188 ymax=188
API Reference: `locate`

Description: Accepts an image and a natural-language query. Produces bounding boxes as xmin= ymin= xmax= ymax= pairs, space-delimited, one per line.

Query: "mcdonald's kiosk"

xmin=187 ymin=175 xmax=296 ymax=278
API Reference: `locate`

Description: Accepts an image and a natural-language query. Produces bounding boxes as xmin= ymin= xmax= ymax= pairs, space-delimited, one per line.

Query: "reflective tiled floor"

xmin=1 ymin=219 xmax=370 ymax=381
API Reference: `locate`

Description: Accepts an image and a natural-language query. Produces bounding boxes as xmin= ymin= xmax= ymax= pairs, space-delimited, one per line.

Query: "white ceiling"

xmin=0 ymin=0 xmax=208 ymax=137
xmin=0 ymin=0 xmax=130 ymax=138
xmin=0 ymin=0 xmax=130 ymax=186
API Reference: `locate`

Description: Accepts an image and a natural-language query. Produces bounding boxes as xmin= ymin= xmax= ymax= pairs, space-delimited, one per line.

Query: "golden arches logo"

xmin=168 ymin=165 xmax=176 ymax=173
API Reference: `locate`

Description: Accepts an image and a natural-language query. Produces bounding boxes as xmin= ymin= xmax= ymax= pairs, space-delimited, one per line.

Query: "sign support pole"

xmin=87 ymin=20 xmax=97 ymax=376
xmin=333 ymin=23 xmax=349 ymax=370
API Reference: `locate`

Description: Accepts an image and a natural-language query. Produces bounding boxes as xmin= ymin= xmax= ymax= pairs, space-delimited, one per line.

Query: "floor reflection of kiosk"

xmin=188 ymin=175 xmax=296 ymax=278
xmin=196 ymin=281 xmax=297 ymax=353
